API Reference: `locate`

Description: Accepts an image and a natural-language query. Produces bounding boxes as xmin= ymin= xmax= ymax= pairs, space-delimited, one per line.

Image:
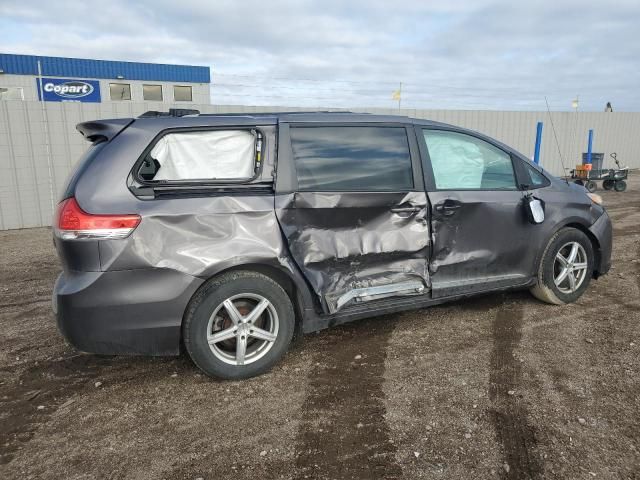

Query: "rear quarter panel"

xmin=73 ymin=119 xmax=280 ymax=274
xmin=73 ymin=119 xmax=314 ymax=301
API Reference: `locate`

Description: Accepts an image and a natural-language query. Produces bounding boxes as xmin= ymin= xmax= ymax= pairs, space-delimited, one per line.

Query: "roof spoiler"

xmin=138 ymin=108 xmax=200 ymax=118
xmin=76 ymin=118 xmax=134 ymax=143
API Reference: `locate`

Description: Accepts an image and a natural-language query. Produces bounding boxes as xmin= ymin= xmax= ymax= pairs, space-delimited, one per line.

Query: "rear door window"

xmin=423 ymin=130 xmax=517 ymax=190
xmin=139 ymin=130 xmax=257 ymax=182
xmin=289 ymin=126 xmax=413 ymax=191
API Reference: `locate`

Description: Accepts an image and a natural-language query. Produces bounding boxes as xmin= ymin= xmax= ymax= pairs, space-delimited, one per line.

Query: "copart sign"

xmin=37 ymin=78 xmax=101 ymax=102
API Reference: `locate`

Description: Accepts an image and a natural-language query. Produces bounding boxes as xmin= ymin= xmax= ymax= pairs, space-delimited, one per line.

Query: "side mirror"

xmin=524 ymin=195 xmax=545 ymax=224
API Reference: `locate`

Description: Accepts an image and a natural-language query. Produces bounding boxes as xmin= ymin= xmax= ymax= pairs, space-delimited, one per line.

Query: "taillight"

xmin=54 ymin=197 xmax=141 ymax=240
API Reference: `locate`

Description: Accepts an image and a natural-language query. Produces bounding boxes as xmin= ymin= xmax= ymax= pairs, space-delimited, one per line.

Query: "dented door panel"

xmin=275 ymin=191 xmax=430 ymax=313
xmin=416 ymin=126 xmax=541 ymax=297
xmin=427 ymin=190 xmax=534 ymax=296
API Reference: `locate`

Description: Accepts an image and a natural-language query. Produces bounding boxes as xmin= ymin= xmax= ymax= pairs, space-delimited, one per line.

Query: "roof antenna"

xmin=544 ymin=96 xmax=569 ymax=184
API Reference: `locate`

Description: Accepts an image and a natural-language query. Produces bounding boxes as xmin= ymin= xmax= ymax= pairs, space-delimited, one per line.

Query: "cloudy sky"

xmin=1 ymin=0 xmax=639 ymax=111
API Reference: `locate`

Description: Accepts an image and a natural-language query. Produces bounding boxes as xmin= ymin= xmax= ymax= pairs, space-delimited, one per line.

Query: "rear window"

xmin=289 ymin=126 xmax=413 ymax=191
xmin=138 ymin=130 xmax=259 ymax=182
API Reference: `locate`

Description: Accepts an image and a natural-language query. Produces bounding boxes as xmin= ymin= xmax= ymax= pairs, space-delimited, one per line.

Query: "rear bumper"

xmin=589 ymin=211 xmax=612 ymax=277
xmin=53 ymin=268 xmax=203 ymax=356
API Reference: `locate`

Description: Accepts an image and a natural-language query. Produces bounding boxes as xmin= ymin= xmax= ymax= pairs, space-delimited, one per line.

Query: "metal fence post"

xmin=586 ymin=129 xmax=593 ymax=164
xmin=533 ymin=121 xmax=543 ymax=164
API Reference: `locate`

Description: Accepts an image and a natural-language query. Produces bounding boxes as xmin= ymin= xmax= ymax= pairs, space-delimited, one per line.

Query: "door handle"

xmin=390 ymin=206 xmax=421 ymax=214
xmin=434 ymin=201 xmax=461 ymax=216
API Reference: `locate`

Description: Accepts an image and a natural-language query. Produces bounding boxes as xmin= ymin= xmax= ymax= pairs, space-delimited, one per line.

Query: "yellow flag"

xmin=391 ymin=90 xmax=401 ymax=101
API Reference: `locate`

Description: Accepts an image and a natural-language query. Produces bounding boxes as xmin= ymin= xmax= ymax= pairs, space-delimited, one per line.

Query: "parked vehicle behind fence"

xmin=52 ymin=112 xmax=612 ymax=379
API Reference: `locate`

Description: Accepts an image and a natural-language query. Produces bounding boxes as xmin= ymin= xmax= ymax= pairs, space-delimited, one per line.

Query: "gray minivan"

xmin=52 ymin=111 xmax=612 ymax=379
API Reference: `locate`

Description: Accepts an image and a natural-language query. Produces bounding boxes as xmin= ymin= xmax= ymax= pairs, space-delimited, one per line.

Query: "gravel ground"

xmin=1 ymin=175 xmax=639 ymax=480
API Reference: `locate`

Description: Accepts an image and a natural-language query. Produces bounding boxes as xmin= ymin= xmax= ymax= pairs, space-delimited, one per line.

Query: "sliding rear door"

xmin=275 ymin=123 xmax=430 ymax=314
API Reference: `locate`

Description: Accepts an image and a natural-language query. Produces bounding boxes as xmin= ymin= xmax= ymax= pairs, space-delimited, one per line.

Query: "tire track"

xmin=294 ymin=318 xmax=401 ymax=479
xmin=489 ymin=302 xmax=543 ymax=479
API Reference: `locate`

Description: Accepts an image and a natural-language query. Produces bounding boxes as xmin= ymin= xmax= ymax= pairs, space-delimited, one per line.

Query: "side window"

xmin=138 ymin=130 xmax=258 ymax=182
xmin=174 ymin=85 xmax=193 ymax=102
xmin=521 ymin=162 xmax=551 ymax=189
xmin=0 ymin=87 xmax=25 ymax=100
xmin=109 ymin=83 xmax=131 ymax=101
xmin=143 ymin=84 xmax=163 ymax=101
xmin=423 ymin=130 xmax=517 ymax=190
xmin=289 ymin=126 xmax=413 ymax=191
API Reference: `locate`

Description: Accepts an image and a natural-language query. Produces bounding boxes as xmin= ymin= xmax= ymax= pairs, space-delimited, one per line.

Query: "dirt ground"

xmin=1 ymin=176 xmax=639 ymax=480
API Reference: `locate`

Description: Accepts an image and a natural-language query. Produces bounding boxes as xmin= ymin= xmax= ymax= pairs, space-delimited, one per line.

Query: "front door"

xmin=275 ymin=123 xmax=430 ymax=314
xmin=417 ymin=127 xmax=534 ymax=297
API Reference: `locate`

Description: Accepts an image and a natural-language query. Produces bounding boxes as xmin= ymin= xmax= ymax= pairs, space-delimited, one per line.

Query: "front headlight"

xmin=587 ymin=193 xmax=604 ymax=205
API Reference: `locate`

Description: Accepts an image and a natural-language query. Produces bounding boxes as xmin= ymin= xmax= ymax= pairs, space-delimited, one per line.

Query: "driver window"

xmin=423 ymin=130 xmax=517 ymax=190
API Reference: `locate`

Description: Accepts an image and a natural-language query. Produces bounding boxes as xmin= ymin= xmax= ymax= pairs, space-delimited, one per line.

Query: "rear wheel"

xmin=183 ymin=271 xmax=295 ymax=379
xmin=530 ymin=228 xmax=594 ymax=305
xmin=614 ymin=180 xmax=627 ymax=192
xmin=603 ymin=179 xmax=614 ymax=190
xmin=585 ymin=180 xmax=597 ymax=192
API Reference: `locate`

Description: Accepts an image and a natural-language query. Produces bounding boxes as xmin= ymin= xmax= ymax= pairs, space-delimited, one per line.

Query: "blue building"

xmin=0 ymin=53 xmax=211 ymax=104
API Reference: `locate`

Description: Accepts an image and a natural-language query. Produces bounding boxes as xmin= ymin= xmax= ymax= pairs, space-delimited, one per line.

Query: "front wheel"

xmin=183 ymin=271 xmax=295 ymax=379
xmin=530 ymin=228 xmax=594 ymax=305
xmin=603 ymin=179 xmax=614 ymax=190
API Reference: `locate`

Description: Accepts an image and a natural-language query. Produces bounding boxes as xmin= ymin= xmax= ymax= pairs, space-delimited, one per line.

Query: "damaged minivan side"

xmin=52 ymin=112 xmax=612 ymax=379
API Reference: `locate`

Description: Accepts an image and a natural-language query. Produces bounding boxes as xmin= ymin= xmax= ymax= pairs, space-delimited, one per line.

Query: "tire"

xmin=530 ymin=228 xmax=594 ymax=305
xmin=183 ymin=271 xmax=295 ymax=380
xmin=614 ymin=180 xmax=627 ymax=192
xmin=585 ymin=180 xmax=597 ymax=192
xmin=603 ymin=179 xmax=614 ymax=190
xmin=573 ymin=179 xmax=584 ymax=186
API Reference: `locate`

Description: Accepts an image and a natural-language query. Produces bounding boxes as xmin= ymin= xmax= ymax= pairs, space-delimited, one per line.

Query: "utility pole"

xmin=37 ymin=60 xmax=55 ymax=217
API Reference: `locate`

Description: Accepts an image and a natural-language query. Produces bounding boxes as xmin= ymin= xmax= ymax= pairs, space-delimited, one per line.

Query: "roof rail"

xmin=138 ymin=108 xmax=200 ymax=118
xmin=196 ymin=110 xmax=357 ymax=117
xmin=137 ymin=110 xmax=371 ymax=119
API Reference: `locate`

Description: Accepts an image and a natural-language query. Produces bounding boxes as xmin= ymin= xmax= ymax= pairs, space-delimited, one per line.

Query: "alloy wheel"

xmin=553 ymin=241 xmax=588 ymax=294
xmin=206 ymin=293 xmax=279 ymax=366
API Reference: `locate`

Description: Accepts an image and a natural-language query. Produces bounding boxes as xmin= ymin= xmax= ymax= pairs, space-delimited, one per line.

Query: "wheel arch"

xmin=216 ymin=263 xmax=307 ymax=324
xmin=538 ymin=219 xmax=602 ymax=279
xmin=180 ymin=260 xmax=317 ymax=344
xmin=564 ymin=222 xmax=602 ymax=278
